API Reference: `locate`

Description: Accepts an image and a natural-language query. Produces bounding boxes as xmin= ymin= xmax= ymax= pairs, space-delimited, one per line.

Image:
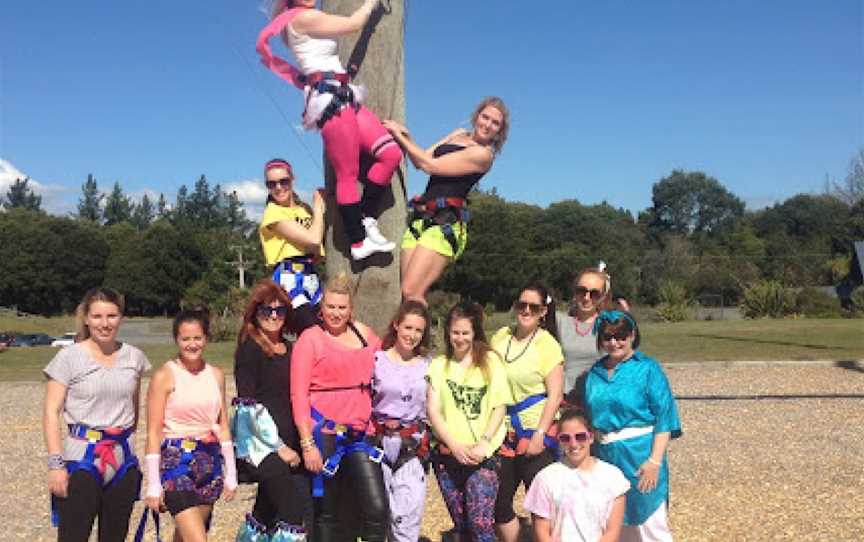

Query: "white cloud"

xmin=0 ymin=158 xmax=40 ymax=192
xmin=224 ymin=178 xmax=268 ymax=220
xmin=223 ymin=178 xmax=313 ymax=222
xmin=0 ymin=158 xmax=76 ymax=215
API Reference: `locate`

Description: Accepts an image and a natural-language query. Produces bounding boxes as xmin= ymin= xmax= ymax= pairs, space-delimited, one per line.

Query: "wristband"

xmin=221 ymin=441 xmax=238 ymax=491
xmin=47 ymin=453 xmax=66 ymax=471
xmin=647 ymin=457 xmax=662 ymax=467
xmin=144 ymin=454 xmax=163 ymax=499
xmin=299 ymin=437 xmax=315 ymax=450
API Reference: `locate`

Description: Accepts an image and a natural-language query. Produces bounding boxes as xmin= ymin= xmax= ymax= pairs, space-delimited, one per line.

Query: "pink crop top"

xmin=163 ymin=360 xmax=222 ymax=440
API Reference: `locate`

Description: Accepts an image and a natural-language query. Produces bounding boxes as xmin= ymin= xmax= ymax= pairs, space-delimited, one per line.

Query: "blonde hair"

xmin=471 ymin=96 xmax=510 ymax=155
xmin=324 ymin=272 xmax=352 ymax=296
xmin=75 ymin=287 xmax=125 ymax=342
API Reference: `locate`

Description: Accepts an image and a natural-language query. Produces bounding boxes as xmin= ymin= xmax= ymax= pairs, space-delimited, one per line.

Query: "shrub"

xmin=741 ymin=281 xmax=794 ymax=318
xmin=794 ymin=288 xmax=842 ymax=318
xmin=655 ymin=281 xmax=690 ymax=322
xmin=850 ymin=286 xmax=864 ymax=314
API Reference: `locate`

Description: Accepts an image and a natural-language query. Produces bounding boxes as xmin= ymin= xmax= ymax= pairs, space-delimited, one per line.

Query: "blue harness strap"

xmin=506 ymin=393 xmax=558 ymax=449
xmin=273 ymin=257 xmax=322 ymax=306
xmin=133 ymin=508 xmax=163 ymax=542
xmin=309 ymin=407 xmax=383 ymax=498
xmin=159 ymin=438 xmax=223 ymax=487
xmin=51 ymin=424 xmax=139 ymax=527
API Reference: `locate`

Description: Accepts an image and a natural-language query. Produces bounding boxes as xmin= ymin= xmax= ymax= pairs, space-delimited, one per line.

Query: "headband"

xmin=265 ymin=159 xmax=293 ymax=175
xmin=592 ymin=310 xmax=637 ymax=335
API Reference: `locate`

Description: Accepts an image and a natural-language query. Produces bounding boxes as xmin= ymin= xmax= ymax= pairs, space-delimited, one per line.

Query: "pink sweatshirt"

xmin=291 ymin=325 xmax=381 ymax=432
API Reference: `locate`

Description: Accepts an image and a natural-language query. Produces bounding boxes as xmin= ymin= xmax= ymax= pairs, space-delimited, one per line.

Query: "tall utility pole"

xmin=227 ymin=245 xmax=249 ymax=289
xmin=321 ymin=0 xmax=406 ymax=334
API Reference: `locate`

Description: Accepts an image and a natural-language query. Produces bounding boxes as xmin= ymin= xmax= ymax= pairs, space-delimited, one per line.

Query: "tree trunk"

xmin=321 ymin=0 xmax=406 ymax=335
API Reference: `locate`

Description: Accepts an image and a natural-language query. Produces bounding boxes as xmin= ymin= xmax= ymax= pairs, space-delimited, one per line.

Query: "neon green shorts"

xmin=401 ymin=219 xmax=468 ymax=260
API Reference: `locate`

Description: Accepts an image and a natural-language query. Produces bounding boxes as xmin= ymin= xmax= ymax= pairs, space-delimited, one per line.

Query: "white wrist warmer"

xmin=144 ymin=454 xmax=162 ymax=499
xmin=221 ymin=441 xmax=238 ymax=491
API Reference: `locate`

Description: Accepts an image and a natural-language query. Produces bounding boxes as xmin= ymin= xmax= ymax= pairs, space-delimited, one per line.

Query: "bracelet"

xmin=299 ymin=437 xmax=316 ymax=451
xmin=647 ymin=457 xmax=662 ymax=466
xmin=47 ymin=453 xmax=66 ymax=471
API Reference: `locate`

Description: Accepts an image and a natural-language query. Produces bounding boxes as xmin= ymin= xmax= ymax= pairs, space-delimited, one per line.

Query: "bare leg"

xmin=400 ymin=247 xmax=415 ymax=284
xmin=400 ymin=246 xmax=450 ymax=303
xmin=496 ymin=518 xmax=520 ymax=542
xmin=172 ymin=504 xmax=212 ymax=542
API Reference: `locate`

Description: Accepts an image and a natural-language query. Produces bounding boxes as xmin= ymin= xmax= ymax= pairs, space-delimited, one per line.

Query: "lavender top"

xmin=371 ymin=351 xmax=430 ymax=423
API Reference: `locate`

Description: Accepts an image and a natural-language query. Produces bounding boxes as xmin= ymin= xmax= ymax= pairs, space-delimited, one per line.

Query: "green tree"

xmin=77 ymin=174 xmax=103 ymax=222
xmin=753 ymin=194 xmax=852 ymax=254
xmin=131 ymin=194 xmax=155 ymax=230
xmin=4 ymin=178 xmax=42 ymax=211
xmin=830 ymin=147 xmax=864 ymax=206
xmin=0 ymin=209 xmax=107 ymax=313
xmin=643 ymin=170 xmax=745 ymax=237
xmin=103 ymin=182 xmax=133 ymax=226
xmin=639 ymin=236 xmax=697 ymax=304
xmin=157 ymin=193 xmax=170 ymax=219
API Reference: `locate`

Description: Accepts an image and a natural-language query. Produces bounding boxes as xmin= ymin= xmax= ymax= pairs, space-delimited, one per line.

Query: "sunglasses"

xmin=514 ymin=300 xmax=543 ymax=315
xmin=574 ymin=286 xmax=604 ymax=302
xmin=557 ymin=431 xmax=592 ymax=444
xmin=266 ymin=177 xmax=293 ymax=190
xmin=257 ymin=305 xmax=288 ymax=318
xmin=601 ymin=331 xmax=631 ymax=342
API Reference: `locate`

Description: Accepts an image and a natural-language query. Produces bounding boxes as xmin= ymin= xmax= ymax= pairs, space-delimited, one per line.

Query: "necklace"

xmin=573 ymin=314 xmax=597 ymax=337
xmin=504 ymin=327 xmax=538 ymax=363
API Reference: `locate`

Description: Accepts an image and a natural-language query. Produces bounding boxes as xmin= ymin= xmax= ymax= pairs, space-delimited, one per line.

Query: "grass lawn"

xmin=0 ymin=314 xmax=78 ymax=336
xmin=1 ymin=317 xmax=860 ymax=381
xmin=0 ymin=342 xmax=238 ymax=382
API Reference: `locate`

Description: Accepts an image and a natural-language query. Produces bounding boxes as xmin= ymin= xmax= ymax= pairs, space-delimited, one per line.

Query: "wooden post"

xmin=321 ymin=0 xmax=406 ymax=334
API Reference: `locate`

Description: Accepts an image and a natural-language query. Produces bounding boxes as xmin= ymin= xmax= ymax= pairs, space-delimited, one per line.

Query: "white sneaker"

xmin=351 ymin=236 xmax=396 ymax=260
xmin=362 ymin=216 xmax=391 ymax=245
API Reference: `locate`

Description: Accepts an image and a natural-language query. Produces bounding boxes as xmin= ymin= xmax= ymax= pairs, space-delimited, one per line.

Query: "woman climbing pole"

xmin=383 ymin=96 xmax=510 ymax=303
xmin=257 ymin=0 xmax=403 ymax=261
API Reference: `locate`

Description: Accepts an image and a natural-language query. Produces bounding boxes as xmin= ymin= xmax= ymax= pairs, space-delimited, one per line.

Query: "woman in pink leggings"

xmin=258 ymin=0 xmax=403 ymax=261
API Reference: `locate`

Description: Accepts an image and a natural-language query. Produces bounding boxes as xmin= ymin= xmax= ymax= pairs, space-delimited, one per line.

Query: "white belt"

xmin=597 ymin=425 xmax=653 ymax=445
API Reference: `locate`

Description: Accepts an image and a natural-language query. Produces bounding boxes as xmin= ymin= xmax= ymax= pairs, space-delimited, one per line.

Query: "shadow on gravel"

xmin=835 ymin=360 xmax=864 ymax=373
xmin=677 ymin=393 xmax=864 ymax=401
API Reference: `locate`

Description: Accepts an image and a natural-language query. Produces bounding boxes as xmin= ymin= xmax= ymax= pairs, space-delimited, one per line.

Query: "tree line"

xmin=1 ymin=149 xmax=862 ymax=316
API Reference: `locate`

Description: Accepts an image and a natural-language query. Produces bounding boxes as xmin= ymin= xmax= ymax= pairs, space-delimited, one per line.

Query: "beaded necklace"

xmin=504 ymin=327 xmax=538 ymax=363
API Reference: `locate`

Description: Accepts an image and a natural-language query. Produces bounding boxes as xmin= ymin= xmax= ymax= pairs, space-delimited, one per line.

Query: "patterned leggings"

xmin=433 ymin=455 xmax=500 ymax=542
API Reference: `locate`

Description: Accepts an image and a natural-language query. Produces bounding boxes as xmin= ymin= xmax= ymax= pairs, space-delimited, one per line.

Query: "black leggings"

xmin=55 ymin=468 xmax=142 ymax=542
xmin=315 ymin=435 xmax=388 ymax=542
xmin=493 ymin=449 xmax=556 ymax=524
xmin=252 ymin=452 xmax=314 ymax=530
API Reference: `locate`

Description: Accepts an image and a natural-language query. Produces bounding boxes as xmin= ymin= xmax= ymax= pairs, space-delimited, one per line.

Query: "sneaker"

xmin=361 ymin=216 xmax=391 ymax=245
xmin=351 ymin=236 xmax=396 ymax=260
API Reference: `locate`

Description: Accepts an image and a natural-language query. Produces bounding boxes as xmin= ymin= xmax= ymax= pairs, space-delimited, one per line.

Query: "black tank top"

xmin=421 ymin=144 xmax=487 ymax=200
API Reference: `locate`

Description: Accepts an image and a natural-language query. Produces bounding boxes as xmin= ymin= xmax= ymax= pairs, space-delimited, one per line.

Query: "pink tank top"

xmin=163 ymin=360 xmax=222 ymax=440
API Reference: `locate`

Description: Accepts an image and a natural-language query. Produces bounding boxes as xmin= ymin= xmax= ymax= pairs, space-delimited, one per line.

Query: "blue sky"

xmin=2 ymin=1 xmax=861 ymax=218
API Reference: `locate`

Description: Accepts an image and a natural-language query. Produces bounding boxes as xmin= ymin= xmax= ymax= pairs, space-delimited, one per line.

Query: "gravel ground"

xmin=3 ymin=363 xmax=862 ymax=541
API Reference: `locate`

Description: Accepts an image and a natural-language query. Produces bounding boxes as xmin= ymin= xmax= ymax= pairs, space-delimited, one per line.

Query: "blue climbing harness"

xmin=309 ymin=407 xmax=384 ymax=498
xmin=159 ymin=437 xmax=223 ymax=487
xmin=51 ymin=424 xmax=139 ymax=527
xmin=506 ymin=393 xmax=559 ymax=450
xmin=133 ymin=508 xmax=163 ymax=542
xmin=272 ymin=256 xmax=322 ymax=306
